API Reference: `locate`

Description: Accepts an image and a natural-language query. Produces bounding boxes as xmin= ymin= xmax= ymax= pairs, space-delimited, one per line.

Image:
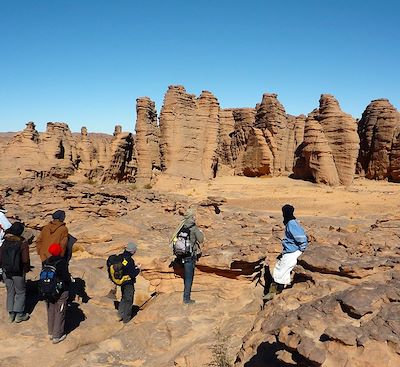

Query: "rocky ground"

xmin=0 ymin=175 xmax=399 ymax=366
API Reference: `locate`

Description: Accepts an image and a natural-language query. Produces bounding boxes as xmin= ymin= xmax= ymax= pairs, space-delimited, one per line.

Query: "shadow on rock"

xmin=243 ymin=341 xmax=296 ymax=367
xmin=25 ymin=279 xmax=41 ymax=315
xmin=65 ymin=302 xmax=86 ymax=335
xmin=69 ymin=277 xmax=91 ymax=303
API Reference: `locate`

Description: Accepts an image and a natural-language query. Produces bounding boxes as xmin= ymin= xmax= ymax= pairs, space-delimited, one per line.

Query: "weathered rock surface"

xmin=1 ymin=87 xmax=400 ymax=187
xmin=135 ymin=97 xmax=160 ymax=186
xmin=159 ymin=85 xmax=220 ymax=180
xmin=294 ymin=95 xmax=359 ymax=185
xmin=0 ymin=175 xmax=400 ymax=366
xmin=357 ymin=98 xmax=400 ymax=182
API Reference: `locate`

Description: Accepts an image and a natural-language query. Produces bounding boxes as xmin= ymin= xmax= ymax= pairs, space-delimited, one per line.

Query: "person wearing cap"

xmin=0 ymin=222 xmax=31 ymax=323
xmin=117 ymin=242 xmax=141 ymax=323
xmin=36 ymin=210 xmax=69 ymax=263
xmin=263 ymin=204 xmax=308 ymax=301
xmin=43 ymin=243 xmax=71 ymax=344
xmin=170 ymin=208 xmax=204 ymax=305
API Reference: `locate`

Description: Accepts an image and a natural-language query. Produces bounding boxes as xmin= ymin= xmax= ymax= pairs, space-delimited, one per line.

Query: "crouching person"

xmin=264 ymin=204 xmax=308 ymax=301
xmin=40 ymin=243 xmax=70 ymax=343
xmin=107 ymin=242 xmax=141 ymax=324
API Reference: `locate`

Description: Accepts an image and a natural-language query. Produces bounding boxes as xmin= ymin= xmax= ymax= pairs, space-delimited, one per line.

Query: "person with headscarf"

xmin=36 ymin=210 xmax=69 ymax=263
xmin=263 ymin=204 xmax=308 ymax=301
xmin=0 ymin=222 xmax=30 ymax=323
xmin=171 ymin=208 xmax=204 ymax=304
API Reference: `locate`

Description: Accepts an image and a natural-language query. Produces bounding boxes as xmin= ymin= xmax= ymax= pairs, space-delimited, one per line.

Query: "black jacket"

xmin=121 ymin=250 xmax=140 ymax=285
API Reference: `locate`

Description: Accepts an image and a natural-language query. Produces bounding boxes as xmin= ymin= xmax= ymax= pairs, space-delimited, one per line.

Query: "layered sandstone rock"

xmin=253 ymin=93 xmax=289 ymax=175
xmin=233 ymin=94 xmax=305 ymax=177
xmin=101 ymin=126 xmax=136 ymax=182
xmin=357 ymin=98 xmax=400 ymax=182
xmin=229 ymin=108 xmax=256 ymax=175
xmin=294 ymin=95 xmax=359 ymax=185
xmin=218 ymin=109 xmax=236 ymax=166
xmin=0 ymin=122 xmax=42 ymax=179
xmin=135 ymin=97 xmax=161 ymax=186
xmin=159 ymin=86 xmax=220 ymax=180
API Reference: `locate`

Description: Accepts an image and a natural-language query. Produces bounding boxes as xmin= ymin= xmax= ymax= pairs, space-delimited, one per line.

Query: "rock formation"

xmin=135 ymin=97 xmax=161 ymax=186
xmin=1 ymin=87 xmax=400 ymax=187
xmin=357 ymin=98 xmax=400 ymax=182
xmin=159 ymin=86 xmax=220 ymax=180
xmin=102 ymin=126 xmax=136 ymax=182
xmin=294 ymin=94 xmax=359 ymax=186
xmin=229 ymin=108 xmax=256 ymax=175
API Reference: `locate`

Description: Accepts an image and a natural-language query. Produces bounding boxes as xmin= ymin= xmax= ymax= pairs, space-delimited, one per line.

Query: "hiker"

xmin=41 ymin=243 xmax=70 ymax=344
xmin=36 ymin=210 xmax=69 ymax=263
xmin=171 ymin=208 xmax=204 ymax=304
xmin=107 ymin=242 xmax=141 ymax=324
xmin=0 ymin=222 xmax=30 ymax=323
xmin=263 ymin=204 xmax=308 ymax=301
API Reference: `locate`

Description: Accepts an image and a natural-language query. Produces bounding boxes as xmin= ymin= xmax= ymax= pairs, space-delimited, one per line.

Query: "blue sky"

xmin=0 ymin=0 xmax=399 ymax=133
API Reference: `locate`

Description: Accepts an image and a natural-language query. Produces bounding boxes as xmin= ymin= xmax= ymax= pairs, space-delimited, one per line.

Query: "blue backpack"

xmin=38 ymin=261 xmax=63 ymax=301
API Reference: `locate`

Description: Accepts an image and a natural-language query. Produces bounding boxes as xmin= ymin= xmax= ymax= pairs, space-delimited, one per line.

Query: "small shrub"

xmin=206 ymin=329 xmax=232 ymax=367
xmin=85 ymin=179 xmax=97 ymax=185
xmin=129 ymin=184 xmax=137 ymax=191
xmin=143 ymin=183 xmax=152 ymax=189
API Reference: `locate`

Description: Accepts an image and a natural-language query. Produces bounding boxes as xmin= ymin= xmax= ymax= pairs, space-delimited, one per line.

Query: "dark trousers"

xmin=47 ymin=290 xmax=69 ymax=338
xmin=119 ymin=283 xmax=134 ymax=323
xmin=3 ymin=273 xmax=26 ymax=313
xmin=183 ymin=258 xmax=195 ymax=302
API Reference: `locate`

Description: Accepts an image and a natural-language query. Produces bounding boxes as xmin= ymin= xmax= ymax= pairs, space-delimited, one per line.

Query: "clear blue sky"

xmin=0 ymin=0 xmax=399 ymax=133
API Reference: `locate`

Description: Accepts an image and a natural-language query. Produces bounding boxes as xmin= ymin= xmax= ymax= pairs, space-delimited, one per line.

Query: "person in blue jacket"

xmin=263 ymin=204 xmax=308 ymax=301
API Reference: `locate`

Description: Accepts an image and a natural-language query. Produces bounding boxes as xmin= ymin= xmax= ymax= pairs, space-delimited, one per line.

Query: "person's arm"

xmin=21 ymin=241 xmax=31 ymax=273
xmin=289 ymin=221 xmax=308 ymax=251
xmin=193 ymin=226 xmax=204 ymax=244
xmin=59 ymin=227 xmax=69 ymax=257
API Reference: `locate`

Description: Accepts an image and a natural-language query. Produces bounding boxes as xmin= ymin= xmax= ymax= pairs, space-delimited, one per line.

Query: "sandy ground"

xmin=154 ymin=175 xmax=400 ymax=221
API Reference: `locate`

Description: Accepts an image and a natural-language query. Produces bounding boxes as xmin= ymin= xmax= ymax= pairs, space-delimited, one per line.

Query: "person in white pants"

xmin=263 ymin=204 xmax=308 ymax=301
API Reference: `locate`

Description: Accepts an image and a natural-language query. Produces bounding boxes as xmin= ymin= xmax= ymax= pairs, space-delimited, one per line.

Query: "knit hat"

xmin=6 ymin=222 xmax=24 ymax=236
xmin=52 ymin=210 xmax=66 ymax=221
xmin=48 ymin=243 xmax=62 ymax=256
xmin=183 ymin=208 xmax=194 ymax=220
xmin=126 ymin=242 xmax=138 ymax=253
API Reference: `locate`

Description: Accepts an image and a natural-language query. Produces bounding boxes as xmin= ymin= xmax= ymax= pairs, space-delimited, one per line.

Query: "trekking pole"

xmin=138 ymin=291 xmax=158 ymax=310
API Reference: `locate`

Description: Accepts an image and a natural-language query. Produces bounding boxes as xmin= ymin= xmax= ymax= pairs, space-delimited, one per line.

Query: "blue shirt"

xmin=282 ymin=219 xmax=308 ymax=254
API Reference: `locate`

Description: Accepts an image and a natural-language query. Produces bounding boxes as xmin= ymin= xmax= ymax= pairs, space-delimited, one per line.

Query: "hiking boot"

xmin=14 ymin=313 xmax=30 ymax=323
xmin=183 ymin=299 xmax=195 ymax=305
xmin=262 ymin=282 xmax=278 ymax=301
xmin=8 ymin=312 xmax=16 ymax=323
xmin=52 ymin=334 xmax=66 ymax=344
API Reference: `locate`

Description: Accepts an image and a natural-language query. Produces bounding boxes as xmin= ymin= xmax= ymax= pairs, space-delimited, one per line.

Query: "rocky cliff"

xmin=159 ymin=85 xmax=220 ymax=180
xmin=135 ymin=97 xmax=160 ymax=185
xmin=293 ymin=95 xmax=359 ymax=186
xmin=357 ymin=98 xmax=400 ymax=182
xmin=1 ymin=87 xmax=399 ymax=186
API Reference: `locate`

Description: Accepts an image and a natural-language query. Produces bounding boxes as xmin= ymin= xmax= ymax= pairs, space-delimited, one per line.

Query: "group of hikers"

xmin=0 ymin=193 xmax=308 ymax=345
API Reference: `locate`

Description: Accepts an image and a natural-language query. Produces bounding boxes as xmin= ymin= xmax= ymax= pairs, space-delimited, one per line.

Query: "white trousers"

xmin=272 ymin=250 xmax=302 ymax=285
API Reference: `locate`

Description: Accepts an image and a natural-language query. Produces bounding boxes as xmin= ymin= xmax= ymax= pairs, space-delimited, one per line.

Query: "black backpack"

xmin=1 ymin=240 xmax=22 ymax=275
xmin=173 ymin=226 xmax=193 ymax=257
xmin=38 ymin=261 xmax=63 ymax=301
xmin=106 ymin=254 xmax=131 ymax=286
